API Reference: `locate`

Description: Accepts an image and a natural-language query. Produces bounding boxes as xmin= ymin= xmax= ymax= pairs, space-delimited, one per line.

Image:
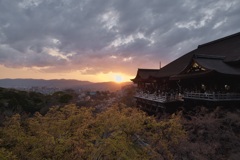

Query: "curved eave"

xmin=170 ymin=70 xmax=215 ymax=80
xmin=195 ymin=58 xmax=240 ymax=76
xmin=216 ymin=71 xmax=240 ymax=77
xmin=131 ymin=76 xmax=159 ymax=83
xmin=131 ymin=78 xmax=149 ymax=83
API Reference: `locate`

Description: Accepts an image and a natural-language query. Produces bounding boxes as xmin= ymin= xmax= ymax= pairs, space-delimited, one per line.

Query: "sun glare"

xmin=114 ymin=75 xmax=123 ymax=83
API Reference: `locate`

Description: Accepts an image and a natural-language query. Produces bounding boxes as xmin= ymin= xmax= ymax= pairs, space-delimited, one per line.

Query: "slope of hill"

xmin=0 ymin=79 xmax=132 ymax=91
xmin=0 ymin=79 xmax=92 ymax=89
xmin=82 ymin=81 xmax=132 ymax=91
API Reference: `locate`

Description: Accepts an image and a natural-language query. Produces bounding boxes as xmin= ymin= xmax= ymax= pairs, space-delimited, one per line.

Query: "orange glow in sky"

xmin=0 ymin=65 xmax=132 ymax=82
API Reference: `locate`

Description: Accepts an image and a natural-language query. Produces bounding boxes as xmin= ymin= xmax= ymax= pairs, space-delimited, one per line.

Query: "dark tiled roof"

xmin=132 ymin=32 xmax=240 ymax=81
xmin=170 ymin=70 xmax=215 ymax=80
xmin=195 ymin=33 xmax=240 ymax=57
xmin=224 ymin=55 xmax=240 ymax=65
xmin=132 ymin=69 xmax=159 ymax=80
xmin=195 ymin=56 xmax=240 ymax=75
xmin=154 ymin=50 xmax=195 ymax=78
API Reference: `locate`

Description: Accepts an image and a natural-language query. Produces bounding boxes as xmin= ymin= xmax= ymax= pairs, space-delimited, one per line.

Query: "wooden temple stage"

xmin=134 ymin=92 xmax=240 ymax=113
xmin=132 ymin=32 xmax=240 ymax=112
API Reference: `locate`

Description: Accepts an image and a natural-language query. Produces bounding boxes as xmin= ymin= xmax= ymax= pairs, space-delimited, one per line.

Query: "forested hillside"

xmin=0 ymin=104 xmax=185 ymax=160
xmin=0 ymin=87 xmax=115 ymax=117
xmin=0 ymin=87 xmax=239 ymax=159
xmin=0 ymin=87 xmax=79 ymax=117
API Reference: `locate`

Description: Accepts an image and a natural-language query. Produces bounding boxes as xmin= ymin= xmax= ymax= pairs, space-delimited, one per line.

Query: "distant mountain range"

xmin=0 ymin=79 xmax=132 ymax=91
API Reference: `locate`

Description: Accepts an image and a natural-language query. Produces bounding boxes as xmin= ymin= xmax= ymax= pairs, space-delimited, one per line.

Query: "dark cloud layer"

xmin=0 ymin=0 xmax=240 ymax=75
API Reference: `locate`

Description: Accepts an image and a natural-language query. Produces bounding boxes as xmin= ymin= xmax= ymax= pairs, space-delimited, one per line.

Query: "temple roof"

xmin=224 ymin=55 xmax=240 ymax=65
xmin=131 ymin=69 xmax=159 ymax=82
xmin=195 ymin=55 xmax=240 ymax=75
xmin=170 ymin=54 xmax=240 ymax=80
xmin=132 ymin=32 xmax=240 ymax=82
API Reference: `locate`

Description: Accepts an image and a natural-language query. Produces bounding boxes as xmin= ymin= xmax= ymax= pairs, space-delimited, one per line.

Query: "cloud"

xmin=0 ymin=0 xmax=240 ymax=76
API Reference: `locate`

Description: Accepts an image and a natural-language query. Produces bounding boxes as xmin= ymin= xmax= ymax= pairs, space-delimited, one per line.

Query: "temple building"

xmin=131 ymin=32 xmax=240 ymax=112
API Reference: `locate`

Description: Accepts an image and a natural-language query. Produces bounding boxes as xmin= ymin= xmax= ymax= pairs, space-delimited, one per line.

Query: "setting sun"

xmin=114 ymin=75 xmax=123 ymax=83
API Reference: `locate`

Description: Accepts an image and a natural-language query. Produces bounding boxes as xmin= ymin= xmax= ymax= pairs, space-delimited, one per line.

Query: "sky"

xmin=0 ymin=0 xmax=240 ymax=82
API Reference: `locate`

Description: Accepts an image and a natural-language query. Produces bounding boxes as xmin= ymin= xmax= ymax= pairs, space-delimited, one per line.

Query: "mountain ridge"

xmin=0 ymin=78 xmax=132 ymax=91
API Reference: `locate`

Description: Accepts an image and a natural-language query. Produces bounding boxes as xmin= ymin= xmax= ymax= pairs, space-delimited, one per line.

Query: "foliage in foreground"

xmin=180 ymin=107 xmax=240 ymax=160
xmin=0 ymin=104 xmax=185 ymax=160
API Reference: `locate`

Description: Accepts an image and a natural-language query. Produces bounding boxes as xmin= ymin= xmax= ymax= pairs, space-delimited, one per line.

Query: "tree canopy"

xmin=0 ymin=104 xmax=185 ymax=160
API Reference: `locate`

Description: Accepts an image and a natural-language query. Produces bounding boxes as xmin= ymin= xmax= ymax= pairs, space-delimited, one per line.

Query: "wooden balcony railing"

xmin=135 ymin=91 xmax=240 ymax=103
xmin=184 ymin=92 xmax=240 ymax=101
xmin=134 ymin=92 xmax=183 ymax=103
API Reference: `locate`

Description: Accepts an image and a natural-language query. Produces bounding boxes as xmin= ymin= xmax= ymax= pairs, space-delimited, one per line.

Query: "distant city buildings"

xmin=29 ymin=86 xmax=60 ymax=95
